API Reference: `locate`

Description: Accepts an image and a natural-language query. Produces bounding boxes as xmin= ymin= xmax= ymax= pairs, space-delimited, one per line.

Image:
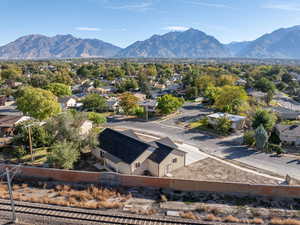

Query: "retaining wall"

xmin=2 ymin=164 xmax=300 ymax=198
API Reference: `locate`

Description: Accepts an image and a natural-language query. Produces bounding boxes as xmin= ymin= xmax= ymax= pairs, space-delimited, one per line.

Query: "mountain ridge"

xmin=0 ymin=34 xmax=122 ymax=59
xmin=3 ymin=26 xmax=300 ymax=59
xmin=117 ymin=28 xmax=231 ymax=58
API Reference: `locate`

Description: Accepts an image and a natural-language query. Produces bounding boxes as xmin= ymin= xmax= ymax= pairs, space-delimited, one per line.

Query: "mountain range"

xmin=0 ymin=34 xmax=121 ymax=59
xmin=2 ymin=25 xmax=300 ymax=59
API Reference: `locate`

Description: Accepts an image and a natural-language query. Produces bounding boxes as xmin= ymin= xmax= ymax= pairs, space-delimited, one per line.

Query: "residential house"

xmin=133 ymin=93 xmax=146 ymax=102
xmin=87 ymin=86 xmax=116 ymax=95
xmin=139 ymin=100 xmax=158 ymax=112
xmin=0 ymin=105 xmax=23 ymax=117
xmin=207 ymin=113 xmax=246 ymax=130
xmin=0 ymin=115 xmax=31 ymax=137
xmin=271 ymin=107 xmax=300 ymax=120
xmin=107 ymin=97 xmax=119 ymax=112
xmin=94 ymin=128 xmax=186 ymax=176
xmin=59 ymin=97 xmax=77 ymax=110
xmin=236 ymin=78 xmax=247 ymax=86
xmin=276 ymin=124 xmax=300 ymax=146
xmin=248 ymin=91 xmax=267 ymax=102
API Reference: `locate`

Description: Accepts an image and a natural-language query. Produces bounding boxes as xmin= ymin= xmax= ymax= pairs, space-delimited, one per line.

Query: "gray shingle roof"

xmin=99 ymin=128 xmax=154 ymax=164
xmin=276 ymin=124 xmax=300 ymax=136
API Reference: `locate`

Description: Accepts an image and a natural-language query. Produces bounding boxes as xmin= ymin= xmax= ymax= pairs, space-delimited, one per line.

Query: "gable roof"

xmin=0 ymin=116 xmax=30 ymax=128
xmin=59 ymin=97 xmax=75 ymax=104
xmin=148 ymin=137 xmax=180 ymax=164
xmin=99 ymin=128 xmax=153 ymax=164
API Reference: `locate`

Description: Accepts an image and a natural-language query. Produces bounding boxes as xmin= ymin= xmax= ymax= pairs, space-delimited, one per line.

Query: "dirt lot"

xmin=0 ymin=180 xmax=300 ymax=224
xmin=172 ymin=158 xmax=281 ymax=185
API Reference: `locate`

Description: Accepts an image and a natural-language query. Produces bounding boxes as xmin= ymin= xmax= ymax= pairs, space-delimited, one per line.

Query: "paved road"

xmin=108 ymin=103 xmax=300 ymax=180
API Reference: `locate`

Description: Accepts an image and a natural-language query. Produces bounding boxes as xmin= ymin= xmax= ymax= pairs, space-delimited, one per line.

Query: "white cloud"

xmin=108 ymin=2 xmax=152 ymax=11
xmin=263 ymin=3 xmax=300 ymax=11
xmin=163 ymin=26 xmax=190 ymax=31
xmin=76 ymin=27 xmax=101 ymax=31
xmin=185 ymin=0 xmax=233 ymax=9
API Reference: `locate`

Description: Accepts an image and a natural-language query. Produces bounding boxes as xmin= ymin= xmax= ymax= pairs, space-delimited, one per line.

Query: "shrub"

xmin=252 ymin=109 xmax=277 ymax=132
xmin=88 ymin=112 xmax=107 ymax=125
xmin=12 ymin=145 xmax=27 ymax=158
xmin=133 ymin=106 xmax=145 ymax=118
xmin=243 ymin=130 xmax=255 ymax=146
xmin=269 ymin=130 xmax=281 ymax=144
xmin=215 ymin=116 xmax=232 ymax=136
xmin=268 ymin=144 xmax=285 ymax=155
xmin=255 ymin=124 xmax=268 ymax=151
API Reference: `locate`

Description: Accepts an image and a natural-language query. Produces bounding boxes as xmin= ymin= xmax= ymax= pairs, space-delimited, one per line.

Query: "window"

xmin=135 ymin=162 xmax=140 ymax=168
xmin=172 ymin=158 xmax=177 ymax=163
xmin=100 ymin=151 xmax=104 ymax=157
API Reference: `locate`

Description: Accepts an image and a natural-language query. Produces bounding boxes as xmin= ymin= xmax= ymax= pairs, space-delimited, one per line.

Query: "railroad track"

xmin=0 ymin=199 xmax=212 ymax=225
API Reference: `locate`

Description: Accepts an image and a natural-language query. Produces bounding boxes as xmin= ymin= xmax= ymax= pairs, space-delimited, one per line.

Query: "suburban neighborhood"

xmin=0 ymin=58 xmax=300 ymax=224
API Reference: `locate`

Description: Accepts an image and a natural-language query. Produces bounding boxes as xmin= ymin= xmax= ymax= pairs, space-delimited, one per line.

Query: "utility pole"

xmin=6 ymin=167 xmax=16 ymax=223
xmin=145 ymin=105 xmax=149 ymax=121
xmin=28 ymin=126 xmax=33 ymax=162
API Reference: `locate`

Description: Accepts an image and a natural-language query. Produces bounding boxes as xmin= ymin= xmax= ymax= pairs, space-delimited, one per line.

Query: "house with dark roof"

xmin=95 ymin=128 xmax=186 ymax=176
xmin=276 ymin=124 xmax=300 ymax=146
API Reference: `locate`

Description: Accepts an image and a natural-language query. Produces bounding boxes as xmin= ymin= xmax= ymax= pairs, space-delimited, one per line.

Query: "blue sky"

xmin=2 ymin=0 xmax=300 ymax=47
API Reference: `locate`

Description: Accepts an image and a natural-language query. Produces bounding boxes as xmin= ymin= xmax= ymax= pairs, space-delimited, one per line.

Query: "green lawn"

xmin=189 ymin=119 xmax=208 ymax=129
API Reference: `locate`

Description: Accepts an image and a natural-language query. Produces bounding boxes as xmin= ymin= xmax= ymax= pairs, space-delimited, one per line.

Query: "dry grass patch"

xmin=223 ymin=215 xmax=240 ymax=223
xmin=204 ymin=213 xmax=222 ymax=222
xmin=0 ymin=182 xmax=130 ymax=210
xmin=130 ymin=208 xmax=156 ymax=216
xmin=180 ymin=211 xmax=198 ymax=220
xmin=270 ymin=218 xmax=300 ymax=225
xmin=249 ymin=218 xmax=264 ymax=224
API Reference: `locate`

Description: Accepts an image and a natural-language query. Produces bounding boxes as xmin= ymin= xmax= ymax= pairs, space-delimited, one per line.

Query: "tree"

xmin=255 ymin=125 xmax=268 ymax=151
xmin=195 ymin=75 xmax=216 ymax=93
xmin=215 ymin=116 xmax=232 ymax=136
xmin=265 ymin=90 xmax=274 ymax=105
xmin=213 ymin=86 xmax=249 ymax=114
xmin=1 ymin=68 xmax=21 ymax=81
xmin=255 ymin=77 xmax=276 ymax=93
xmin=30 ymin=74 xmax=50 ymax=88
xmin=157 ymin=94 xmax=184 ymax=115
xmin=81 ymin=94 xmax=108 ymax=112
xmin=12 ymin=120 xmax=51 ymax=148
xmin=252 ymin=109 xmax=277 ymax=132
xmin=47 ymin=140 xmax=80 ymax=169
xmin=217 ymin=75 xmax=237 ymax=86
xmin=119 ymin=92 xmax=139 ymax=115
xmin=16 ymin=87 xmax=61 ymax=120
xmin=46 ymin=111 xmax=97 ymax=151
xmin=93 ymin=80 xmax=102 ymax=88
xmin=204 ymin=85 xmax=221 ymax=104
xmin=45 ymin=83 xmax=72 ymax=97
xmin=88 ymin=112 xmax=107 ymax=125
xmin=282 ymin=73 xmax=294 ymax=83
